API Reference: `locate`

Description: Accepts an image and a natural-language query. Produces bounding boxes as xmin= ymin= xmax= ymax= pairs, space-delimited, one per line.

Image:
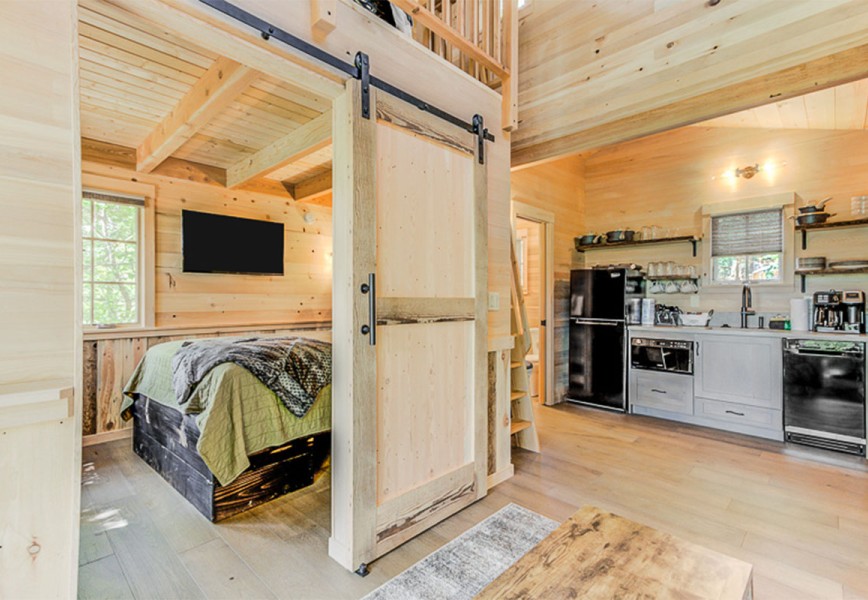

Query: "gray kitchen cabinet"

xmin=694 ymin=334 xmax=783 ymax=410
xmin=630 ymin=370 xmax=694 ymax=415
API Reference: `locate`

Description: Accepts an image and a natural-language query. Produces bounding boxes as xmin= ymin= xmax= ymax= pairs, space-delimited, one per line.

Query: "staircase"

xmin=509 ymin=235 xmax=540 ymax=452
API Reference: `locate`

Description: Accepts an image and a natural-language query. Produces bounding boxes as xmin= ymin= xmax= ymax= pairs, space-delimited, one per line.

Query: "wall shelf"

xmin=575 ymin=235 xmax=700 ymax=257
xmin=796 ymin=217 xmax=868 ymax=250
xmin=645 ymin=275 xmax=698 ymax=281
xmin=795 ymin=267 xmax=868 ymax=293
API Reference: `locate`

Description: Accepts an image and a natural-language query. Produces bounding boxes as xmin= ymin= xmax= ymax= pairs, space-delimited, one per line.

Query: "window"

xmin=711 ymin=209 xmax=783 ymax=284
xmin=81 ymin=190 xmax=144 ymax=326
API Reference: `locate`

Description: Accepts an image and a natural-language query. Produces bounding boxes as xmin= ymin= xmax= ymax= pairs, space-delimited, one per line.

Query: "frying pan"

xmin=798 ymin=197 xmax=832 ymax=214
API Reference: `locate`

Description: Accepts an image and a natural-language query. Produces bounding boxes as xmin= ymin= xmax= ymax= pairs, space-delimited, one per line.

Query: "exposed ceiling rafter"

xmin=226 ymin=109 xmax=332 ymax=188
xmin=289 ymin=169 xmax=332 ymax=203
xmin=136 ymin=55 xmax=259 ymax=172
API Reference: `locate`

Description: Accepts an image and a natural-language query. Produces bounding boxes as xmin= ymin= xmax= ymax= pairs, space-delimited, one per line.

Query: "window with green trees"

xmin=82 ymin=191 xmax=143 ymax=326
xmin=711 ymin=208 xmax=783 ymax=284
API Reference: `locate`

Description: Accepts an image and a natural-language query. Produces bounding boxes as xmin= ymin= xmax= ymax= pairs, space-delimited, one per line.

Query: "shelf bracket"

xmin=801 ymin=229 xmax=807 ymax=251
xmin=691 ymin=239 xmax=698 ymax=257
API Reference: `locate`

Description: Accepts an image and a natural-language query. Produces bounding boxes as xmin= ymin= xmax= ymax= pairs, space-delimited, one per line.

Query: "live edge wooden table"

xmin=477 ymin=506 xmax=753 ymax=600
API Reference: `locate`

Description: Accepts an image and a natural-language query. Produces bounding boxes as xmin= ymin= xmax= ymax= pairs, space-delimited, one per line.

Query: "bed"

xmin=122 ymin=337 xmax=331 ymax=521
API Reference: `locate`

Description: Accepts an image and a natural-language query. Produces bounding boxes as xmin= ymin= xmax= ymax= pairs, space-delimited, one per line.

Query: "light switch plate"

xmin=689 ymin=295 xmax=699 ymax=308
xmin=488 ymin=292 xmax=500 ymax=311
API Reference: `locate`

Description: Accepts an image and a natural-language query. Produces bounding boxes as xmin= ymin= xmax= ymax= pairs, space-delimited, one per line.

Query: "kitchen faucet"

xmin=740 ymin=282 xmax=755 ymax=328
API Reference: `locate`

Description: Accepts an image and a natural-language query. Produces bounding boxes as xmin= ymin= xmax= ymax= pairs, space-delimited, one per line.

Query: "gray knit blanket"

xmin=171 ymin=336 xmax=332 ymax=418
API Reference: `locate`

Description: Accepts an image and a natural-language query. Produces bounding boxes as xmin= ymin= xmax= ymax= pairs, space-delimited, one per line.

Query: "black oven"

xmin=631 ymin=338 xmax=694 ymax=375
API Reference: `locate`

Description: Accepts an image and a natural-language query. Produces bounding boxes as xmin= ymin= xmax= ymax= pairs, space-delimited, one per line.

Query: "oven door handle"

xmin=786 ymin=349 xmax=862 ymax=359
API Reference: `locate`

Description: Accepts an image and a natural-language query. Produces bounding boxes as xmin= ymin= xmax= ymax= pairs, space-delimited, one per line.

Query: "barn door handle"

xmin=360 ymin=273 xmax=376 ymax=345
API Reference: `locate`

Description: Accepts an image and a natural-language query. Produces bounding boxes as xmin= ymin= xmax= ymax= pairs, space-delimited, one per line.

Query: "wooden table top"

xmin=477 ymin=505 xmax=753 ymax=600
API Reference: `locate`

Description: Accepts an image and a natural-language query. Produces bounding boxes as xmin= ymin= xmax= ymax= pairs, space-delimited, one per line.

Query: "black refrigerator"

xmin=565 ymin=268 xmax=643 ymax=411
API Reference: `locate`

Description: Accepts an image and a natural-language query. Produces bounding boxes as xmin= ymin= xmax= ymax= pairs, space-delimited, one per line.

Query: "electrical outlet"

xmin=689 ymin=295 xmax=700 ymax=308
xmin=488 ymin=292 xmax=500 ymax=311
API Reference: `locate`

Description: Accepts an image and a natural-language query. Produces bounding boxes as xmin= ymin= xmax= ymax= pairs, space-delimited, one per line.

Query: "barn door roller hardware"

xmin=199 ymin=0 xmax=495 ymax=154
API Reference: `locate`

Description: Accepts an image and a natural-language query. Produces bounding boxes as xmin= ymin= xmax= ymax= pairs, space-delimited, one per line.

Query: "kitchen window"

xmin=710 ymin=208 xmax=783 ymax=284
xmin=82 ymin=190 xmax=144 ymax=327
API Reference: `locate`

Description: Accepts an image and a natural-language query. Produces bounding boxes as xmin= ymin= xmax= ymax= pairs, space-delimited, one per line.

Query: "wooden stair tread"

xmin=510 ymin=390 xmax=527 ymax=401
xmin=510 ymin=419 xmax=533 ymax=435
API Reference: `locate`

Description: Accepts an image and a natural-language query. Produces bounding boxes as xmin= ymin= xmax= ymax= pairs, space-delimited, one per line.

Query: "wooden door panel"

xmin=376 ymin=320 xmax=474 ymax=503
xmin=376 ymin=123 xmax=474 ymax=298
xmin=330 ymin=80 xmax=487 ymax=572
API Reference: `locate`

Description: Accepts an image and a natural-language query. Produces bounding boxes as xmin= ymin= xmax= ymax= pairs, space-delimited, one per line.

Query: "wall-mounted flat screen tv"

xmin=182 ymin=210 xmax=284 ymax=275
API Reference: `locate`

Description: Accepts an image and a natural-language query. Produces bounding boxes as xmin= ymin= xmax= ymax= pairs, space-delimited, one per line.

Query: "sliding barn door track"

xmin=198 ymin=0 xmax=495 ymax=162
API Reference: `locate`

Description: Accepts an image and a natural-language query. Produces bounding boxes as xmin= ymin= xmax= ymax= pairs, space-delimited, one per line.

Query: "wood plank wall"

xmin=515 ymin=218 xmax=541 ymax=329
xmin=511 ymin=155 xmax=584 ymax=402
xmin=584 ymin=126 xmax=868 ymax=313
xmin=513 ymin=0 xmax=868 ymax=165
xmin=82 ymin=323 xmax=331 ymax=440
xmin=0 ymin=2 xmax=80 ymax=597
xmin=82 ymin=161 xmax=333 ymax=328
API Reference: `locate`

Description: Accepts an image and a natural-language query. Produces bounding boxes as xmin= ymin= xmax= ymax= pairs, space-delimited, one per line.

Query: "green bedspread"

xmin=122 ymin=340 xmax=331 ymax=485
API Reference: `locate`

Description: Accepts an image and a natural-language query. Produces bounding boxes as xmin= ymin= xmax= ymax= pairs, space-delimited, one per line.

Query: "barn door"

xmin=330 ymin=80 xmax=488 ymax=572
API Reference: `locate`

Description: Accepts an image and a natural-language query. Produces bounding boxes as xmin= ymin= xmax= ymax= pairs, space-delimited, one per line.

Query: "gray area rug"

xmin=362 ymin=504 xmax=559 ymax=600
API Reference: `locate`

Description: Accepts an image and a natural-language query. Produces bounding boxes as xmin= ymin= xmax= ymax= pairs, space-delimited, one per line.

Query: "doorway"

xmin=512 ymin=203 xmax=555 ymax=406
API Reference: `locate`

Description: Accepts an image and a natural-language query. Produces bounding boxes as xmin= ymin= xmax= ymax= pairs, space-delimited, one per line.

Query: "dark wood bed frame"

xmin=130 ymin=394 xmax=330 ymax=521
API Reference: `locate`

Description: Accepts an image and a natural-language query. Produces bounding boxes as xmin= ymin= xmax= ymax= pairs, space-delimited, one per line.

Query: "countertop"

xmin=629 ymin=324 xmax=868 ymax=343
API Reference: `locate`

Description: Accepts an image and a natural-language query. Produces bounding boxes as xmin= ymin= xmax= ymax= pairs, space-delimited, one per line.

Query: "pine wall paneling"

xmin=515 ymin=219 xmax=541 ymax=328
xmin=0 ymin=1 xmax=81 ymax=597
xmin=584 ymin=126 xmax=868 ymax=314
xmin=81 ymin=161 xmax=333 ymax=328
xmin=511 ymin=155 xmax=585 ymax=402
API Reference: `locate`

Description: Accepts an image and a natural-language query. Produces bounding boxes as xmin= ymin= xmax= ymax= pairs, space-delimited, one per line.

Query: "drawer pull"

xmin=650 ymin=388 xmax=667 ymax=394
xmin=725 ymin=410 xmax=745 ymax=417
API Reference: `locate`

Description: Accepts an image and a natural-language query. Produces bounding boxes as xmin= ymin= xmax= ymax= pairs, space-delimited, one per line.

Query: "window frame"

xmin=701 ymin=193 xmax=796 ymax=291
xmin=80 ymin=174 xmax=155 ymax=332
xmin=82 ymin=192 xmax=143 ymax=327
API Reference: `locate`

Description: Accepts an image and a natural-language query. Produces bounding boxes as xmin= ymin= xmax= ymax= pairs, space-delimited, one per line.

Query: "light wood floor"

xmin=79 ymin=404 xmax=868 ymax=600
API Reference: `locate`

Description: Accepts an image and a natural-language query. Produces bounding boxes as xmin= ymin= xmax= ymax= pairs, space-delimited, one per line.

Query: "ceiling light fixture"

xmin=735 ymin=163 xmax=761 ymax=179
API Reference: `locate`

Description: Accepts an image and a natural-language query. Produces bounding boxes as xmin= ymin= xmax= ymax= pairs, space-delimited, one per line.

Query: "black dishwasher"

xmin=783 ymin=339 xmax=866 ymax=456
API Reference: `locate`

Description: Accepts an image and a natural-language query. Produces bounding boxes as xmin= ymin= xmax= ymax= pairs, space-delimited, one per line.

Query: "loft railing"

xmin=390 ymin=0 xmax=518 ymax=131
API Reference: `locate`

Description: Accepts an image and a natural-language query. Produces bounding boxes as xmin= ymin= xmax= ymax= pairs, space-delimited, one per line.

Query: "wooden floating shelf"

xmin=796 ymin=217 xmax=868 ymax=250
xmin=510 ymin=361 xmax=523 ymax=369
xmin=575 ymin=235 xmax=700 ymax=257
xmin=794 ymin=216 xmax=868 ymax=231
xmin=795 ymin=267 xmax=868 ymax=292
xmin=645 ymin=275 xmax=699 ymax=281
xmin=510 ymin=391 xmax=527 ymax=402
xmin=510 ymin=419 xmax=532 ymax=435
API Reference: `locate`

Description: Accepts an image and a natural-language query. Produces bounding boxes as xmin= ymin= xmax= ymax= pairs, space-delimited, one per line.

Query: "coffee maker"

xmin=813 ymin=290 xmax=865 ymax=333
xmin=842 ymin=290 xmax=866 ymax=333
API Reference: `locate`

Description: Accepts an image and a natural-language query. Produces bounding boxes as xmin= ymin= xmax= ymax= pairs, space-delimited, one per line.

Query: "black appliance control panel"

xmin=631 ymin=338 xmax=692 ymax=351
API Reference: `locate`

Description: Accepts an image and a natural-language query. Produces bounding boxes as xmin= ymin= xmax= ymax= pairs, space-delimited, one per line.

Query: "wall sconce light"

xmin=735 ymin=163 xmax=761 ymax=179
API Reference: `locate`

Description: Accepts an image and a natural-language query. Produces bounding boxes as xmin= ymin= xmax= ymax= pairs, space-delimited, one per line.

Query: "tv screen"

xmin=182 ymin=210 xmax=284 ymax=275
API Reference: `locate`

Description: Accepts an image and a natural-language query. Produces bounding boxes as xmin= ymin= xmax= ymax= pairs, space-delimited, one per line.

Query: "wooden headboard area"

xmin=82 ymin=323 xmax=331 ymax=445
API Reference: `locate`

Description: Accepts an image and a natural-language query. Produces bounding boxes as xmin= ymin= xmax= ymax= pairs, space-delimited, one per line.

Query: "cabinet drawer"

xmin=632 ymin=371 xmax=693 ymax=415
xmin=695 ymin=397 xmax=781 ymax=430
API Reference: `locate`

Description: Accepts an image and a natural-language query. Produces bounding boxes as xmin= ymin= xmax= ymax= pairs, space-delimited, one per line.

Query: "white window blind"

xmin=711 ymin=209 xmax=783 ymax=257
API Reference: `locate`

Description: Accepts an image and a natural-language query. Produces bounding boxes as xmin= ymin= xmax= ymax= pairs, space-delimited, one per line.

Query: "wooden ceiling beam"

xmin=512 ymin=44 xmax=868 ymax=169
xmin=226 ymin=109 xmax=332 ymax=188
xmin=83 ymin=137 xmax=294 ymax=200
xmin=136 ymin=56 xmax=259 ymax=173
xmin=289 ymin=169 xmax=332 ymax=203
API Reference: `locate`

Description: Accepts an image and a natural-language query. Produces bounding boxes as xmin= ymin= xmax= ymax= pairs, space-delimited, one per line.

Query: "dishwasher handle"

xmin=785 ymin=348 xmax=864 ymax=358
